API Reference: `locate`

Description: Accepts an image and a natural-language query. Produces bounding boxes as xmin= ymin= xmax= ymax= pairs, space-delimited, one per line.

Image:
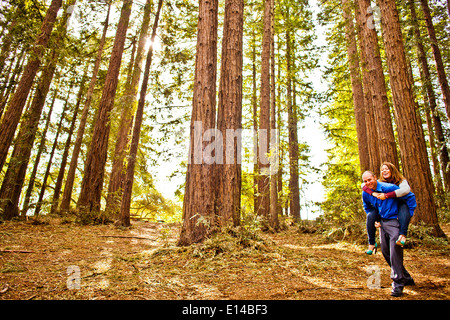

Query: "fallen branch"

xmin=100 ymin=235 xmax=154 ymax=240
xmin=0 ymin=249 xmax=34 ymax=253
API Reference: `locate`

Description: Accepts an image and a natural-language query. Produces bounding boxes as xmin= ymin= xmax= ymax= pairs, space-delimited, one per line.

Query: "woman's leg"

xmin=397 ymin=203 xmax=411 ymax=237
xmin=366 ymin=210 xmax=381 ymax=245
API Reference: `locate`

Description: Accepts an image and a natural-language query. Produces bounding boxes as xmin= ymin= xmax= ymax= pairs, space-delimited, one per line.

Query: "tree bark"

xmin=119 ymin=0 xmax=163 ymax=227
xmin=377 ymin=0 xmax=444 ymax=237
xmin=0 ymin=0 xmax=75 ymax=220
xmin=106 ymin=0 xmax=152 ymax=216
xmin=76 ymin=0 xmax=133 ymax=215
xmin=60 ymin=2 xmax=111 ymax=213
xmin=21 ymin=85 xmax=59 ymax=216
xmin=342 ymin=0 xmax=370 ymax=173
xmin=356 ymin=0 xmax=398 ymax=168
xmin=269 ymin=0 xmax=278 ymax=230
xmin=178 ymin=0 xmax=219 ymax=246
xmin=216 ymin=0 xmax=244 ymax=228
xmin=50 ymin=71 xmax=88 ymax=214
xmin=0 ymin=0 xmax=62 ymax=171
xmin=257 ymin=0 xmax=272 ymax=220
xmin=409 ymin=0 xmax=450 ymax=193
xmin=34 ymin=85 xmax=73 ymax=216
xmin=419 ymin=0 xmax=450 ymax=121
xmin=354 ymin=0 xmax=380 ymax=173
xmin=285 ymin=16 xmax=300 ymax=223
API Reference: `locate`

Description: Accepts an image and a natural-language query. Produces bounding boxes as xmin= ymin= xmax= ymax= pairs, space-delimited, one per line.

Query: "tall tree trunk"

xmin=0 ymin=0 xmax=75 ymax=220
xmin=119 ymin=0 xmax=163 ymax=227
xmin=285 ymin=19 xmax=300 ymax=223
xmin=50 ymin=71 xmax=88 ymax=214
xmin=215 ymin=0 xmax=244 ymax=228
xmin=356 ymin=0 xmax=398 ymax=167
xmin=60 ymin=2 xmax=111 ymax=213
xmin=409 ymin=0 xmax=450 ymax=193
xmin=257 ymin=0 xmax=272 ymax=220
xmin=342 ymin=0 xmax=370 ymax=173
xmin=419 ymin=0 xmax=450 ymax=121
xmin=77 ymin=0 xmax=133 ymax=215
xmin=269 ymin=0 xmax=278 ymax=230
xmin=424 ymin=102 xmax=445 ymax=201
xmin=377 ymin=0 xmax=444 ymax=237
xmin=178 ymin=0 xmax=219 ymax=246
xmin=0 ymin=47 xmax=26 ymax=119
xmin=106 ymin=0 xmax=152 ymax=216
xmin=34 ymin=86 xmax=73 ymax=216
xmin=0 ymin=0 xmax=62 ymax=171
xmin=354 ymin=0 xmax=380 ymax=173
xmin=21 ymin=86 xmax=59 ymax=216
xmin=251 ymin=27 xmax=259 ymax=215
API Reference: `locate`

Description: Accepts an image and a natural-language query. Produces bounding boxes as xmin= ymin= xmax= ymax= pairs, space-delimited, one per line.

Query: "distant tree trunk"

xmin=409 ymin=0 xmax=450 ymax=193
xmin=354 ymin=0 xmax=380 ymax=173
xmin=0 ymin=0 xmax=75 ymax=220
xmin=276 ymin=47 xmax=283 ymax=216
xmin=419 ymin=0 xmax=450 ymax=121
xmin=285 ymin=20 xmax=300 ymax=223
xmin=77 ymin=0 xmax=133 ymax=215
xmin=342 ymin=0 xmax=369 ymax=173
xmin=178 ymin=0 xmax=219 ymax=246
xmin=0 ymin=48 xmax=26 ymax=119
xmin=269 ymin=0 xmax=279 ymax=230
xmin=119 ymin=0 xmax=163 ymax=227
xmin=251 ymin=28 xmax=259 ymax=215
xmin=356 ymin=0 xmax=398 ymax=168
xmin=21 ymin=86 xmax=59 ymax=216
xmin=60 ymin=2 xmax=111 ymax=213
xmin=0 ymin=50 xmax=58 ymax=219
xmin=424 ymin=103 xmax=445 ymax=200
xmin=0 ymin=0 xmax=62 ymax=172
xmin=50 ymin=72 xmax=88 ymax=214
xmin=106 ymin=0 xmax=152 ymax=217
xmin=377 ymin=0 xmax=445 ymax=237
xmin=257 ymin=0 xmax=272 ymax=220
xmin=34 ymin=86 xmax=73 ymax=216
xmin=215 ymin=0 xmax=244 ymax=228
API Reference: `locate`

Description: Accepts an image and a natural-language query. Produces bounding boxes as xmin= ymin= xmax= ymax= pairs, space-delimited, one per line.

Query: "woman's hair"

xmin=379 ymin=161 xmax=406 ymax=185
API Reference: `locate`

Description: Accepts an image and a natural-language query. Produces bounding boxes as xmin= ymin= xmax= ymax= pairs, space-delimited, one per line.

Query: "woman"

xmin=363 ymin=162 xmax=413 ymax=254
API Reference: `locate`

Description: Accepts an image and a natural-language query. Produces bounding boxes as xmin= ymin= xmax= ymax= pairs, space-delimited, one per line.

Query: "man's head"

xmin=362 ymin=171 xmax=377 ymax=190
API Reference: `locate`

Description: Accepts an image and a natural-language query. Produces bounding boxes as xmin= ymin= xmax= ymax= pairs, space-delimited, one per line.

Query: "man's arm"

xmin=362 ymin=192 xmax=376 ymax=215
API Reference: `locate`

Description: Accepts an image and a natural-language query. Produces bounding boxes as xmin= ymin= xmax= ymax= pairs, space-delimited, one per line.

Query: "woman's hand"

xmin=374 ymin=222 xmax=381 ymax=228
xmin=375 ymin=193 xmax=386 ymax=200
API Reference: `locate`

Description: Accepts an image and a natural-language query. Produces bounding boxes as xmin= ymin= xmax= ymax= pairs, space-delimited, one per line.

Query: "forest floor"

xmin=0 ymin=217 xmax=449 ymax=300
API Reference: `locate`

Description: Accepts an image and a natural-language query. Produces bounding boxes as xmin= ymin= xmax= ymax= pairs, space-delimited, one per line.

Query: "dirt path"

xmin=0 ymin=219 xmax=448 ymax=300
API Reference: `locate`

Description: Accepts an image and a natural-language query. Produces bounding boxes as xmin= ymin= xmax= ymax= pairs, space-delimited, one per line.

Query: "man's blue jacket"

xmin=362 ymin=181 xmax=417 ymax=219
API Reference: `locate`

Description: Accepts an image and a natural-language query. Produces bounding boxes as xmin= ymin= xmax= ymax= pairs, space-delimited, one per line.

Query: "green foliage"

xmin=315 ymin=0 xmax=364 ymax=223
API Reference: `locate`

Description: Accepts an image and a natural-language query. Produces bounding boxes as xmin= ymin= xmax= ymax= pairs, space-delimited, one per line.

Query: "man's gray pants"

xmin=380 ymin=219 xmax=413 ymax=289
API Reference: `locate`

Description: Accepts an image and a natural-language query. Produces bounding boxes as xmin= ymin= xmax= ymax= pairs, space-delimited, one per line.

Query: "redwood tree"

xmin=76 ymin=0 xmax=133 ymax=215
xmin=60 ymin=2 xmax=111 ymax=213
xmin=257 ymin=0 xmax=273 ymax=220
xmin=178 ymin=0 xmax=219 ymax=245
xmin=119 ymin=0 xmax=164 ymax=227
xmin=342 ymin=0 xmax=369 ymax=173
xmin=356 ymin=0 xmax=398 ymax=167
xmin=377 ymin=0 xmax=444 ymax=237
xmin=419 ymin=0 xmax=450 ymax=121
xmin=216 ymin=0 xmax=244 ymax=227
xmin=0 ymin=0 xmax=63 ymax=172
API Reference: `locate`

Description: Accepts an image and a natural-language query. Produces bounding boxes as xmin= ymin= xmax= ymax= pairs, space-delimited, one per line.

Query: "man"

xmin=362 ymin=171 xmax=416 ymax=297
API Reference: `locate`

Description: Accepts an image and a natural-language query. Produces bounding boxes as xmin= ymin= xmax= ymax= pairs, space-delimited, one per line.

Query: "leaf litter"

xmin=0 ymin=217 xmax=448 ymax=300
